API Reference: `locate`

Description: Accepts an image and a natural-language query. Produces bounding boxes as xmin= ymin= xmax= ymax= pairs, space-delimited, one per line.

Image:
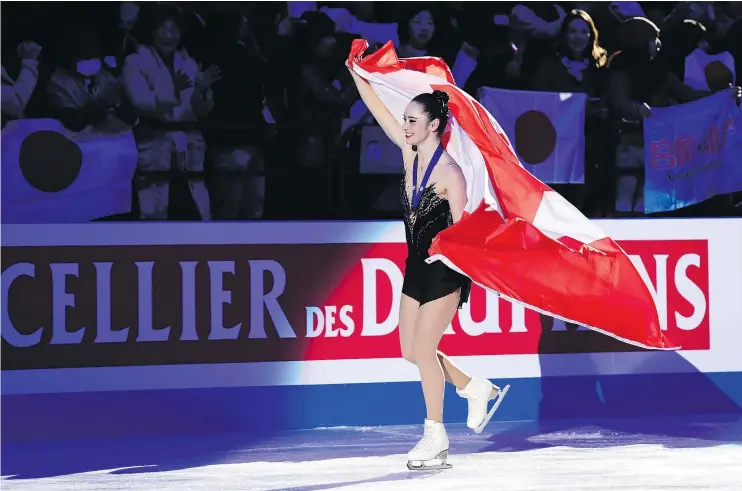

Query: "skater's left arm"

xmin=443 ymin=163 xmax=467 ymax=223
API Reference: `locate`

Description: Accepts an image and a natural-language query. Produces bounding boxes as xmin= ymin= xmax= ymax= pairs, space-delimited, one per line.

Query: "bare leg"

xmin=437 ymin=350 xmax=470 ymax=389
xmin=412 ymin=291 xmax=466 ymax=423
xmin=399 ymin=294 xmax=471 ymax=388
xmin=398 ymin=294 xmax=421 ymax=364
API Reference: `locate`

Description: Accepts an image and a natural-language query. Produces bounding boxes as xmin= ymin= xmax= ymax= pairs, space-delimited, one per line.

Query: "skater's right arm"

xmin=348 ymin=69 xmax=405 ymax=148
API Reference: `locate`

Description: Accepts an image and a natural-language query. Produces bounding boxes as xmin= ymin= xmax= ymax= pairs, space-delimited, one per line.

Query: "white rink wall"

xmin=2 ymin=218 xmax=741 ymax=439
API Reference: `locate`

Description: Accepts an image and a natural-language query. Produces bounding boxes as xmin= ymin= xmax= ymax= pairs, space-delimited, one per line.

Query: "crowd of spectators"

xmin=2 ymin=1 xmax=741 ymax=221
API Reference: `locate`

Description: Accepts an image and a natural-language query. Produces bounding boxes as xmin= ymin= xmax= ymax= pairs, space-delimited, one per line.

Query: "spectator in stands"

xmin=203 ymin=8 xmax=269 ymax=220
xmin=532 ymin=10 xmax=612 ymax=216
xmin=532 ymin=9 xmax=608 ymax=93
xmin=1 ymin=40 xmax=42 ymax=122
xmin=608 ymin=16 xmax=663 ymax=121
xmin=292 ymin=11 xmax=356 ymax=163
xmin=110 ymin=1 xmax=141 ymax=70
xmin=320 ymin=1 xmax=400 ymax=48
xmin=606 ymin=1 xmax=646 ymax=22
xmin=120 ymin=2 xmax=140 ymax=31
xmin=717 ymin=3 xmax=742 ymax=80
xmin=464 ymin=11 xmax=523 ymax=94
xmin=285 ymin=11 xmax=357 ymax=217
xmin=659 ymin=19 xmax=715 ymax=103
xmin=397 ymin=8 xmax=439 ymax=59
xmin=122 ymin=3 xmax=219 ymax=221
xmin=394 ymin=6 xmax=462 ymax=72
xmin=607 ymin=17 xmax=664 ymax=215
xmin=178 ymin=1 xmax=209 ymax=65
xmin=3 ymin=1 xmax=736 ymax=221
xmin=46 ymin=28 xmax=135 ymax=132
xmin=711 ymin=2 xmax=742 ymax=50
xmin=510 ymin=2 xmax=567 ymax=87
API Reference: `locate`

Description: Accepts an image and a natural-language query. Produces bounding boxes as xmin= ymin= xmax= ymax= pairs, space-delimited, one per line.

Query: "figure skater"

xmin=348 ymin=70 xmax=510 ymax=471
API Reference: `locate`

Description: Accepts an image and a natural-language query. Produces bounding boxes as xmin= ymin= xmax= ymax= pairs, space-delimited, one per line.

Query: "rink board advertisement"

xmin=2 ymin=219 xmax=742 ymax=438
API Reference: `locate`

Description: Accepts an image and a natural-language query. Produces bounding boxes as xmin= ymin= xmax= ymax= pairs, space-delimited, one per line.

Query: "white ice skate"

xmin=406 ymin=419 xmax=452 ymax=471
xmin=457 ymin=378 xmax=510 ymax=434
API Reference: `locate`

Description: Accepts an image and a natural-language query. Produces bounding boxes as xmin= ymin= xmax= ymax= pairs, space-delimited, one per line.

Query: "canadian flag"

xmin=347 ymin=39 xmax=677 ymax=350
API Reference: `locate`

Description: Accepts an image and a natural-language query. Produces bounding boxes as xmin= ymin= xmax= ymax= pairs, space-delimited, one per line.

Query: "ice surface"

xmin=3 ymin=416 xmax=742 ymax=491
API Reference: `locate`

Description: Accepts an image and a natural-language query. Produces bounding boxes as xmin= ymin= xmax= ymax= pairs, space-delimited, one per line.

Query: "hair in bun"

xmin=411 ymin=90 xmax=450 ymax=135
xmin=433 ymin=89 xmax=450 ymax=112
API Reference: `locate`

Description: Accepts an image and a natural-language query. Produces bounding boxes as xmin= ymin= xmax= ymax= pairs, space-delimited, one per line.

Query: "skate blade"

xmin=406 ymin=450 xmax=452 ymax=471
xmin=407 ymin=461 xmax=453 ymax=471
xmin=473 ymin=384 xmax=510 ymax=434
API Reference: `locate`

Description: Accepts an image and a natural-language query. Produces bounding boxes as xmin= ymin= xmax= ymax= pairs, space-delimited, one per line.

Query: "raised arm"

xmin=348 ymin=69 xmax=405 ymax=147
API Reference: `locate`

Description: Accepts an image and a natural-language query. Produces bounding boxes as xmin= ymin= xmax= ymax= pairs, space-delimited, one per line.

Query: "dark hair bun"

xmin=433 ymin=90 xmax=449 ymax=106
xmin=410 ymin=89 xmax=451 ymax=135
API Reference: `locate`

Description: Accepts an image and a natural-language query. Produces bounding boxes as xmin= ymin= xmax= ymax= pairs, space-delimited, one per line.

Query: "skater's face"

xmin=566 ymin=18 xmax=590 ymax=57
xmin=402 ymin=101 xmax=439 ymax=145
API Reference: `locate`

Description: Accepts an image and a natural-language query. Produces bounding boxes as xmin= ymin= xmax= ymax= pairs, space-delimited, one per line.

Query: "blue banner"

xmin=643 ymin=89 xmax=742 ymax=213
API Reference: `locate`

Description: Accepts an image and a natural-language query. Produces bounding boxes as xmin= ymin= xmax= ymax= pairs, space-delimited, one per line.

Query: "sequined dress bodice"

xmin=401 ymin=170 xmax=454 ymax=260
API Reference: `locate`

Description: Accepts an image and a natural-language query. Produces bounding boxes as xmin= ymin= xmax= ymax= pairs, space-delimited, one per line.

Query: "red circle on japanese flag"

xmin=19 ymin=131 xmax=82 ymax=192
xmin=514 ymin=110 xmax=557 ymax=165
xmin=704 ymin=61 xmax=733 ymax=91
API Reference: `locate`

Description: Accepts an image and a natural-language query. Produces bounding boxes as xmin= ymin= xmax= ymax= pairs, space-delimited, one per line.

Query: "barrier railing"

xmin=2 ymin=217 xmax=741 ymax=439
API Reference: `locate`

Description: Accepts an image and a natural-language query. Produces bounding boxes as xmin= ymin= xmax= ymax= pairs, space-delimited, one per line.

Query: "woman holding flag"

xmin=348 ymin=73 xmax=510 ymax=471
xmin=347 ymin=39 xmax=676 ymax=471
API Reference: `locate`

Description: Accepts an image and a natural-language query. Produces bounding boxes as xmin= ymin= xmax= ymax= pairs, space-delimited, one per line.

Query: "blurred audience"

xmin=2 ymin=41 xmax=42 ymax=122
xmin=122 ymin=3 xmax=216 ymax=220
xmin=533 ymin=9 xmax=612 ymax=215
xmin=2 ymin=1 xmax=740 ymax=221
xmin=47 ymin=27 xmax=135 ymax=132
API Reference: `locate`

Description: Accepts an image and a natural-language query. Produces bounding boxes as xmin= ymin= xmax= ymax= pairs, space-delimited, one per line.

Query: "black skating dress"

xmin=401 ymin=160 xmax=472 ymax=309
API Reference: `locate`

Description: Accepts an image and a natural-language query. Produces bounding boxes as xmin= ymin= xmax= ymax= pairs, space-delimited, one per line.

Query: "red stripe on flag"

xmin=556 ymin=236 xmax=586 ymax=250
xmin=431 ymin=83 xmax=548 ymax=223
xmin=404 ymin=57 xmax=456 ymax=85
xmin=349 ymin=40 xmax=676 ymax=350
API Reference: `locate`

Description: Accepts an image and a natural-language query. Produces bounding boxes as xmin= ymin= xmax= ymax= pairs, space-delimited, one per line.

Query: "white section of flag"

xmin=352 ymin=61 xmax=501 ymax=216
xmin=1 ymin=118 xmax=138 ymax=223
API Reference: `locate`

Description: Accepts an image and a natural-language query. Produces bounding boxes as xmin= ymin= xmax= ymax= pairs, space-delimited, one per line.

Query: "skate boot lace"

xmin=413 ymin=424 xmax=436 ymax=452
xmin=465 ymin=383 xmax=496 ymax=418
xmin=468 ymin=393 xmax=485 ymax=413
